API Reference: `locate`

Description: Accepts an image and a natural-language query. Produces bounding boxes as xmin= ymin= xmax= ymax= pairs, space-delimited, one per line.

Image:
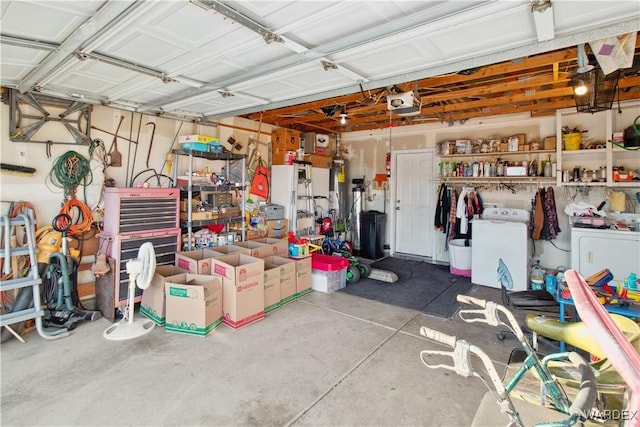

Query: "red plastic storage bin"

xmin=311 ymin=253 xmax=350 ymax=271
xmin=311 ymin=253 xmax=349 ymax=293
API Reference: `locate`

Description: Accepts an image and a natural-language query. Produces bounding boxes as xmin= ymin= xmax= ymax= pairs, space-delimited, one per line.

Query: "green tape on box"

xmin=165 ymin=318 xmax=222 ymax=336
xmin=264 ymin=301 xmax=281 ymax=314
xmin=295 ymin=288 xmax=313 ymax=298
xmin=139 ymin=305 xmax=165 ymax=326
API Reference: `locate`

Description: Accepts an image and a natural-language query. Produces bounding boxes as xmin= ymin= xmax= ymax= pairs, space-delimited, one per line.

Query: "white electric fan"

xmin=103 ymin=242 xmax=156 ymax=340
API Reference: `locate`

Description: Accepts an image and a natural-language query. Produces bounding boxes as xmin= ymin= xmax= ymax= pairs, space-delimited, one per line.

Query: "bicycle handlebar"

xmin=457 ymin=294 xmax=487 ymax=308
xmin=420 ymin=326 xmax=457 ymax=348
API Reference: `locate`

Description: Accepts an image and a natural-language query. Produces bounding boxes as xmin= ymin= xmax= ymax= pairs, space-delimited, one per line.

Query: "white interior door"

xmin=393 ymin=150 xmax=435 ymax=257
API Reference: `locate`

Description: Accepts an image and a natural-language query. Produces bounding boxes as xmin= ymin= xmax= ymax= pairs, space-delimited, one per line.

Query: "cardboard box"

xmin=543 ymin=136 xmax=557 ymax=150
xmin=212 ymin=244 xmax=245 ymax=255
xmin=232 ymin=240 xmax=272 ymax=259
xmin=507 ymin=133 xmax=526 ymax=152
xmin=180 ymin=198 xmax=201 ymax=211
xmin=265 ymin=219 xmax=289 ymax=238
xmin=263 ymin=255 xmax=297 ymax=305
xmin=164 ymin=274 xmax=223 ymax=336
xmin=251 ymin=238 xmax=289 ymax=257
xmin=303 ymin=154 xmax=332 ymax=169
xmin=246 ymin=229 xmax=268 ymax=240
xmin=212 ymin=253 xmax=265 ymax=329
xmin=140 ymin=265 xmax=189 ymax=325
xmin=263 ymin=260 xmax=281 ymax=313
xmin=180 ymin=211 xmax=215 ymax=221
xmin=272 ymin=148 xmax=297 ymax=166
xmin=175 ymin=249 xmax=223 ymax=274
xmin=271 ymin=128 xmax=300 ymax=150
xmin=292 ymin=256 xmax=312 ymax=298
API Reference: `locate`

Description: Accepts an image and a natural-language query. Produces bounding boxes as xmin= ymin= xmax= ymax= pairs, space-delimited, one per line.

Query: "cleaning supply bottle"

xmin=530 ymin=261 xmax=544 ymax=290
xmin=544 ymin=154 xmax=552 ymax=177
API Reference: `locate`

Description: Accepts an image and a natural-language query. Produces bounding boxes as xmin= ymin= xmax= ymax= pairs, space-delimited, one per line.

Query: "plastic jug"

xmin=530 ymin=263 xmax=544 ymax=291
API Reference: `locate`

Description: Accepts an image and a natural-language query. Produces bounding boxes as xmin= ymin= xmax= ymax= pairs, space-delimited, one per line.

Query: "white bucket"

xmin=449 ymin=239 xmax=472 ymax=277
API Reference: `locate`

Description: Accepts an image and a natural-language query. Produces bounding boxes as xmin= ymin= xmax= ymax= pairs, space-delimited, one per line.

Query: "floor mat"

xmin=339 ymin=257 xmax=475 ymax=319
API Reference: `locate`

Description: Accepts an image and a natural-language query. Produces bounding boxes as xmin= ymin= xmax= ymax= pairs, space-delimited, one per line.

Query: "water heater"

xmin=330 ymin=158 xmax=348 ymax=221
xmin=351 ymin=178 xmax=365 ymax=252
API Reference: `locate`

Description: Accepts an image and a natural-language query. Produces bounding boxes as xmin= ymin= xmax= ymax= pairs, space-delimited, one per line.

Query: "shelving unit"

xmin=555 ymin=102 xmax=640 ymax=188
xmin=171 ymin=149 xmax=247 ymax=250
xmin=434 ymin=118 xmax=560 ymax=186
xmin=438 ymin=149 xmax=558 ymax=182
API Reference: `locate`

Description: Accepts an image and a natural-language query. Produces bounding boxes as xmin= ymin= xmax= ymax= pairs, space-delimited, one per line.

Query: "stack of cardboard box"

xmin=139 ymin=239 xmax=314 ymax=337
xmin=271 ymin=128 xmax=300 ymax=165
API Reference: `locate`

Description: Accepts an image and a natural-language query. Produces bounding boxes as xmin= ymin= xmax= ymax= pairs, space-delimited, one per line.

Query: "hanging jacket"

xmin=532 ymin=188 xmax=545 ymax=240
xmin=447 ymin=188 xmax=457 ymax=243
xmin=434 ymin=184 xmax=449 ymax=232
xmin=456 ymin=188 xmax=471 ymax=235
xmin=541 ymin=186 xmax=561 ymax=240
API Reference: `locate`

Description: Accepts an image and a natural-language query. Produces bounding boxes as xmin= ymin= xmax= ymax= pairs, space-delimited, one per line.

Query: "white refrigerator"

xmin=270 ymin=164 xmax=330 ymax=229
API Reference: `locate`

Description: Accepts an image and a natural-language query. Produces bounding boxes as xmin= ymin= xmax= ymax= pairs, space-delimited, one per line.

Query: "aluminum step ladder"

xmin=0 ymin=214 xmax=68 ymax=341
xmin=290 ymin=161 xmax=316 ymax=237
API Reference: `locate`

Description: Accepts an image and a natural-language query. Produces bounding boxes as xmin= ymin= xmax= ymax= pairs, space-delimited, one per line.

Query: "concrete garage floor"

xmin=1 ymin=285 xmax=529 ymax=427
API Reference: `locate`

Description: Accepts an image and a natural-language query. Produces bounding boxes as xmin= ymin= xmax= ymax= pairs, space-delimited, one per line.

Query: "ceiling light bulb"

xmin=340 ymin=114 xmax=347 ymax=125
xmin=574 ymin=84 xmax=588 ymax=96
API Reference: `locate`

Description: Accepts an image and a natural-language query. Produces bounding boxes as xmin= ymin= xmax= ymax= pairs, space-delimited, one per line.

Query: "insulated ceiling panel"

xmin=0 ymin=45 xmax=49 ymax=81
xmin=230 ymin=59 xmax=357 ymax=93
xmin=0 ymin=1 xmax=95 ymax=41
xmin=553 ymin=1 xmax=640 ymax=34
xmin=1 ymin=0 xmax=638 ymax=127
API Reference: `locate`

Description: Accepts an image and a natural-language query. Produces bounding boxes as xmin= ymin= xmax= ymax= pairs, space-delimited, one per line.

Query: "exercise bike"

xmin=41 ymin=214 xmax=101 ymax=331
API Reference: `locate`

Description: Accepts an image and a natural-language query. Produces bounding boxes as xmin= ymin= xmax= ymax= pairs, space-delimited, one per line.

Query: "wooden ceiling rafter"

xmin=241 ymin=41 xmax=640 ymax=135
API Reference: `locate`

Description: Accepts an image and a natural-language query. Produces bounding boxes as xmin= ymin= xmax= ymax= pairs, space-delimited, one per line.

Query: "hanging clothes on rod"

xmin=434 ymin=183 xmax=450 ymax=233
xmin=531 ymin=186 xmax=561 ymax=240
xmin=434 ymin=183 xmax=484 ymax=250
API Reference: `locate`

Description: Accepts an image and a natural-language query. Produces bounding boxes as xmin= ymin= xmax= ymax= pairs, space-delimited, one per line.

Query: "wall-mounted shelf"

xmin=556 ymin=103 xmax=640 ymax=188
xmin=439 ymin=149 xmax=556 ymax=159
xmin=561 ymin=181 xmax=608 ymax=187
xmin=440 ymin=177 xmax=556 ymax=184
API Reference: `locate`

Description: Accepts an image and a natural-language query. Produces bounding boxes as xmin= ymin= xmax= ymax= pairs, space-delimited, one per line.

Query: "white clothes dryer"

xmin=471 ymin=208 xmax=530 ymax=291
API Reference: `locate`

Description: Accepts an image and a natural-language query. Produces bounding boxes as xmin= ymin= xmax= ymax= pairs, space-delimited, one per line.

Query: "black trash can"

xmin=360 ymin=210 xmax=386 ymax=260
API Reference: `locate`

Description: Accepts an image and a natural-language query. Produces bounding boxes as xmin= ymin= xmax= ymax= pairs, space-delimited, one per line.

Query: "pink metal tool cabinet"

xmin=96 ymin=229 xmax=181 ymax=321
xmin=103 ymin=187 xmax=180 ymax=235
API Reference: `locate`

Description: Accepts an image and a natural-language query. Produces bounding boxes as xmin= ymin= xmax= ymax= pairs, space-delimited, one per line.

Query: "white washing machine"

xmin=471 ymin=208 xmax=530 ymax=291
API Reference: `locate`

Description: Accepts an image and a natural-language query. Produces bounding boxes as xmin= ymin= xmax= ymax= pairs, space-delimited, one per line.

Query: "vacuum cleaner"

xmin=41 ymin=213 xmax=101 ymax=331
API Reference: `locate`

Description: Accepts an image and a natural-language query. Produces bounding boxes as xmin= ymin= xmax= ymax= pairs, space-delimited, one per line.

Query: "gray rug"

xmin=339 ymin=257 xmax=475 ymax=319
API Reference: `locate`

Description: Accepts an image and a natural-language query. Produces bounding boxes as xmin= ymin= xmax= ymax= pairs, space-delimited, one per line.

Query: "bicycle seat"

xmin=525 ymin=313 xmax=639 ymax=399
xmin=525 ymin=314 xmax=640 ymax=359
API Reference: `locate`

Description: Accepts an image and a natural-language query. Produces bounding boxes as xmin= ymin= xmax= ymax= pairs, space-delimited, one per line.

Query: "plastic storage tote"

xmin=311 ymin=253 xmax=349 ymax=293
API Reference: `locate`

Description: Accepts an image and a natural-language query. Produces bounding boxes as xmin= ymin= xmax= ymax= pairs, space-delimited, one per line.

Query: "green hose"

xmin=47 ymin=151 xmax=93 ymax=199
xmin=608 ymin=114 xmax=640 ymax=151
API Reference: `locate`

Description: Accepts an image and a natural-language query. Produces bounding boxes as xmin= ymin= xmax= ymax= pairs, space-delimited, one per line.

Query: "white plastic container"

xmin=449 ymin=239 xmax=472 ymax=277
xmin=311 ymin=253 xmax=349 ymax=293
